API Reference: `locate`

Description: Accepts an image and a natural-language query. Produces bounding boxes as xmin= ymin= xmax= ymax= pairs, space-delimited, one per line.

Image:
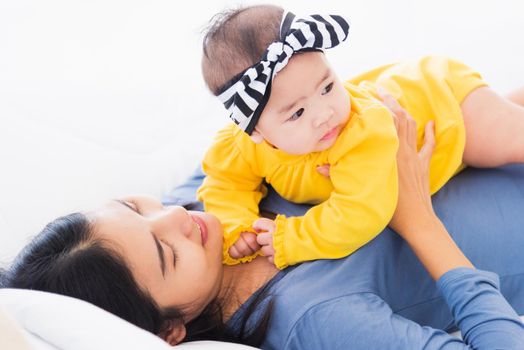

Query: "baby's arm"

xmin=270 ymin=107 xmax=399 ymax=269
xmin=197 ymin=126 xmax=266 ymax=264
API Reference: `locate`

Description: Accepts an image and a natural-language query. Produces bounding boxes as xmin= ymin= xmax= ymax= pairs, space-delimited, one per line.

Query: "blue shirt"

xmin=165 ymin=164 xmax=524 ymax=349
xmin=228 ymin=260 xmax=524 ymax=349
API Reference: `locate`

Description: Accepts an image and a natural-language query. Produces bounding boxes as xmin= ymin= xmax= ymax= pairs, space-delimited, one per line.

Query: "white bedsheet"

xmin=0 ymin=289 xmax=256 ymax=350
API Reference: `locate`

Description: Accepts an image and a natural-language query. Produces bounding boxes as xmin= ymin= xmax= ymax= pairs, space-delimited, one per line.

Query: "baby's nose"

xmin=313 ymin=108 xmax=334 ymax=127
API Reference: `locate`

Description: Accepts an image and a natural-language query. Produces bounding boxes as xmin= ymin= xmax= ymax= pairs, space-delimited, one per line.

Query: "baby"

xmin=197 ymin=4 xmax=524 ymax=269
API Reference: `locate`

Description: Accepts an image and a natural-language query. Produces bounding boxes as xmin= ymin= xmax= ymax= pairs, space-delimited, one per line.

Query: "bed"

xmin=2 ymin=164 xmax=524 ymax=349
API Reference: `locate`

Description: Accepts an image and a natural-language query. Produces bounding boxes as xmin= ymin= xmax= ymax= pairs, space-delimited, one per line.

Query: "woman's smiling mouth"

xmin=190 ymin=214 xmax=208 ymax=245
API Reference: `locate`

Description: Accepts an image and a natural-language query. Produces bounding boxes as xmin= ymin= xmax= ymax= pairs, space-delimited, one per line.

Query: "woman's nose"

xmin=150 ymin=206 xmax=193 ymax=239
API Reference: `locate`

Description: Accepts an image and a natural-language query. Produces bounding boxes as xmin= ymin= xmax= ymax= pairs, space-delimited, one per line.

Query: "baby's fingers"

xmin=260 ymin=244 xmax=275 ymax=257
xmin=316 ymin=164 xmax=331 ymax=177
xmin=240 ymin=232 xmax=261 ymax=252
xmin=228 ymin=233 xmax=259 ymax=259
xmin=228 ymin=245 xmax=242 ymax=259
xmin=256 ymin=231 xmax=273 ymax=246
xmin=253 ymin=218 xmax=276 ymax=234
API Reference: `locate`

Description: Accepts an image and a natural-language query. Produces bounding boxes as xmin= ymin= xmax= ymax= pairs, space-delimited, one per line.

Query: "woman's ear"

xmin=250 ymin=129 xmax=264 ymax=144
xmin=160 ymin=321 xmax=186 ymax=346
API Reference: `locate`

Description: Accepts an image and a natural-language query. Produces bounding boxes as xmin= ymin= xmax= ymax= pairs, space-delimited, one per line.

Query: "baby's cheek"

xmin=338 ymin=89 xmax=351 ymax=117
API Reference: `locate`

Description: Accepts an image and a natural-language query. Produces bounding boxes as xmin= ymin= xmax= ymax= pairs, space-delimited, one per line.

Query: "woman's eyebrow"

xmin=112 ymin=199 xmax=166 ymax=278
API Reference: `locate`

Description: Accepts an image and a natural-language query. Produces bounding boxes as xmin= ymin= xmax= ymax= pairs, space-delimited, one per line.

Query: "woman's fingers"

xmin=379 ymin=87 xmax=436 ymax=207
xmin=378 ymin=88 xmax=405 ymax=119
xmin=378 ymin=88 xmax=410 ymax=143
xmin=378 ymin=88 xmax=425 ymax=152
xmin=407 ymin=118 xmax=418 ymax=150
xmin=419 ymin=120 xmax=436 ymax=166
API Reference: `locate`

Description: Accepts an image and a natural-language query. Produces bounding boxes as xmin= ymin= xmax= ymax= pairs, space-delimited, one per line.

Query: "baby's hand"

xmin=228 ymin=232 xmax=261 ymax=259
xmin=254 ymin=218 xmax=277 ymax=265
xmin=316 ymin=164 xmax=331 ymax=177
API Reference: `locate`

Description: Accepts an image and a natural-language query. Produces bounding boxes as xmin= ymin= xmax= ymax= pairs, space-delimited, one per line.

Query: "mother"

xmin=2 ymin=101 xmax=524 ymax=349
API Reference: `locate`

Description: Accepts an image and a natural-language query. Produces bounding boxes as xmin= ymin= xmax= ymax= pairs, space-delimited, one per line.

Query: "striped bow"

xmin=217 ymin=11 xmax=350 ymax=135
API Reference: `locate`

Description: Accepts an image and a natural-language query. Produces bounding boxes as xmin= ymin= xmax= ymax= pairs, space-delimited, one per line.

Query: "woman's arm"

xmin=285 ymin=286 xmax=523 ymax=350
xmin=379 ymin=91 xmax=524 ymax=347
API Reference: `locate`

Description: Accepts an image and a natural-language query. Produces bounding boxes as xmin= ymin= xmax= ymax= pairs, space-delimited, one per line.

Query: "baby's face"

xmin=255 ymin=51 xmax=351 ymax=155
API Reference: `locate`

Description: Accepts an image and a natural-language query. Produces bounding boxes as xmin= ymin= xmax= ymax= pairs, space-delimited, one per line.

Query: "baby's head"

xmin=202 ymin=5 xmax=351 ymax=155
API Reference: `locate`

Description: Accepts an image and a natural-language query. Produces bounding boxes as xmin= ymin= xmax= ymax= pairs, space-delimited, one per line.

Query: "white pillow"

xmin=0 ymin=288 xmax=257 ymax=350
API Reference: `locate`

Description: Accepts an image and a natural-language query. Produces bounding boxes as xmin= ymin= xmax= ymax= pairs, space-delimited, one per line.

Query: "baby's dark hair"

xmin=201 ymin=4 xmax=283 ymax=95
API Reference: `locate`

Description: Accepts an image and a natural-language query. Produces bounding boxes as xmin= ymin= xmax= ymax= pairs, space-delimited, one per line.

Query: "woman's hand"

xmin=378 ymin=90 xmax=436 ymax=237
xmin=378 ymin=89 xmax=473 ymax=280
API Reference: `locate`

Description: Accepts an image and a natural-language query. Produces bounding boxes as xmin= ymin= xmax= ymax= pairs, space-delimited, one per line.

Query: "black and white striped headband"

xmin=217 ymin=11 xmax=350 ymax=135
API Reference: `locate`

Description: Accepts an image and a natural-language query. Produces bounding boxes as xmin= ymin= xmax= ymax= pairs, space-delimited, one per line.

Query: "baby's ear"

xmin=249 ymin=130 xmax=264 ymax=144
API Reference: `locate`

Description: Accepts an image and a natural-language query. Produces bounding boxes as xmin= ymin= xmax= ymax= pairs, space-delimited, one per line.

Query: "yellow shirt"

xmin=197 ymin=56 xmax=486 ymax=269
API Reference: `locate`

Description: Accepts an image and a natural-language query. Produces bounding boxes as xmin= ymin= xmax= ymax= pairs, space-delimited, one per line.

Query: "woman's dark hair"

xmin=1 ymin=211 xmax=274 ymax=347
xmin=0 ymin=267 xmax=7 ymax=288
xmin=201 ymin=4 xmax=283 ymax=95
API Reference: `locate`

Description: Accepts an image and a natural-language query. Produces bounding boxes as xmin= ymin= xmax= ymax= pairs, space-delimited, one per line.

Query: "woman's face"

xmin=86 ymin=195 xmax=224 ymax=322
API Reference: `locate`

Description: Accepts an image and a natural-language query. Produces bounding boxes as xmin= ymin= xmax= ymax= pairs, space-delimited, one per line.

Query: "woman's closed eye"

xmin=160 ymin=239 xmax=178 ymax=270
xmin=117 ymin=200 xmax=141 ymax=214
xmin=322 ymin=82 xmax=334 ymax=95
xmin=288 ymin=107 xmax=304 ymax=122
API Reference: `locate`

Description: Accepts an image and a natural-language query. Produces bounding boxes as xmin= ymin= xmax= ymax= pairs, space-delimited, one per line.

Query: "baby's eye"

xmin=322 ymin=82 xmax=334 ymax=95
xmin=288 ymin=108 xmax=304 ymax=122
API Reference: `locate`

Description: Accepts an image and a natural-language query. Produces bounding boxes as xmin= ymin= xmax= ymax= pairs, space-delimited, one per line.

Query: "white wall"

xmin=1 ymin=0 xmax=523 ymax=262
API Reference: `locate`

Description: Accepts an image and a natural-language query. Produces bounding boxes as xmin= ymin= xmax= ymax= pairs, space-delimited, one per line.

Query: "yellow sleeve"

xmin=197 ymin=125 xmax=266 ymax=265
xmin=272 ymin=107 xmax=399 ymax=269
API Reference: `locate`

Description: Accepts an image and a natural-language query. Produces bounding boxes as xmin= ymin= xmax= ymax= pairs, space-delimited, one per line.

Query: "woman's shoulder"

xmin=265 ymin=291 xmax=388 ymax=349
xmin=267 ymin=261 xmax=379 ymax=315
